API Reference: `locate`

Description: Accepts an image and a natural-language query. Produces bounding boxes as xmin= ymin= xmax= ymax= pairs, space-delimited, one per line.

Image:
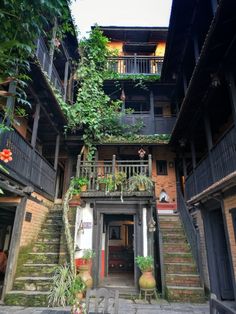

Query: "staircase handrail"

xmin=177 ymin=182 xmax=204 ymax=284
xmin=210 ymin=294 xmax=236 ymax=314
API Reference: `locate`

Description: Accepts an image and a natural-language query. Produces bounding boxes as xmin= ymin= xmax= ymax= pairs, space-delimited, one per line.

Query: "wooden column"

xmin=193 ymin=35 xmax=200 ymax=63
xmin=190 ymin=139 xmax=197 ymax=194
xmin=54 ymin=134 xmax=60 ymax=171
xmin=204 ymin=114 xmax=215 ymax=181
xmin=183 ymin=73 xmax=188 ymax=95
xmin=226 ymin=71 xmax=236 ymax=125
xmin=63 ymin=60 xmax=69 ymax=101
xmin=62 ymin=157 xmax=73 ymax=195
xmin=48 ymin=19 xmax=58 ymax=79
xmin=31 ymin=102 xmax=40 ymax=148
xmin=182 ymin=153 xmax=187 ymax=179
xmin=5 ymin=81 xmax=17 ymax=127
xmin=211 ymin=0 xmax=218 ymax=15
xmin=148 ymin=154 xmax=152 ymax=177
xmin=76 ymin=154 xmax=81 ymax=178
xmin=112 ymin=155 xmax=116 ymax=179
xmin=150 ymin=90 xmax=155 ymax=133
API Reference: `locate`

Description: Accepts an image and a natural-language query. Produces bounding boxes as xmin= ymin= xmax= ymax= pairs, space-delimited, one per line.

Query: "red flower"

xmin=0 ymin=149 xmax=13 ymax=163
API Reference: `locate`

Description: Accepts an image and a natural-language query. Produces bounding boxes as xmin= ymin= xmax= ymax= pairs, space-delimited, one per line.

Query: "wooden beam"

xmin=225 ymin=71 xmax=236 ymax=125
xmin=31 ymin=102 xmax=40 ymax=148
xmin=63 ymin=60 xmax=69 ymax=101
xmin=150 ymin=91 xmax=155 ymax=134
xmin=54 ymin=134 xmax=60 ymax=171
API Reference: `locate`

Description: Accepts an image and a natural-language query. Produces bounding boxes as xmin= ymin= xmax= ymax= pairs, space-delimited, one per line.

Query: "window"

xmin=156 ymin=160 xmax=168 ymax=175
xmin=154 ymin=106 xmax=163 ymax=116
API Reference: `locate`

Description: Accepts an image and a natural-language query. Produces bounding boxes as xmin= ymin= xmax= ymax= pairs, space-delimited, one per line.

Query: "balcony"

xmin=107 ymin=55 xmax=163 ymax=76
xmin=36 ymin=37 xmax=64 ymax=96
xmin=185 ymin=126 xmax=236 ymax=200
xmin=76 ymin=155 xmax=153 ymax=196
xmin=0 ymin=130 xmax=56 ymax=197
xmin=123 ymin=115 xmax=176 ymax=135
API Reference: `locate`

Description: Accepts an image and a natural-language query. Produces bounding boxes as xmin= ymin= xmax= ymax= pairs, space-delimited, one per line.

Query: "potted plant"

xmin=98 ymin=175 xmax=115 ymax=193
xmin=77 ymin=249 xmax=96 ymax=289
xmin=68 ymin=275 xmax=86 ymax=303
xmin=128 ymin=174 xmax=153 ymax=192
xmin=114 ymin=171 xmax=127 ymax=191
xmin=71 ymin=177 xmax=89 ymax=194
xmin=97 ymin=176 xmax=109 ymax=191
xmin=135 ymin=255 xmax=156 ymax=289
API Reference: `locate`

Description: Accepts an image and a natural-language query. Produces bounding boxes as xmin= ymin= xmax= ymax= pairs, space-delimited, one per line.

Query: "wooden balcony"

xmin=36 ymin=37 xmax=64 ymax=96
xmin=0 ymin=130 xmax=56 ymax=197
xmin=107 ymin=55 xmax=163 ymax=75
xmin=123 ymin=115 xmax=176 ymax=135
xmin=76 ymin=154 xmax=153 ymax=196
xmin=185 ymin=126 xmax=236 ymax=200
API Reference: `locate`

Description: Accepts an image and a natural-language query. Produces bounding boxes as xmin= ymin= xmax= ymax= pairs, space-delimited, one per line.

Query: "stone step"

xmin=4 ymin=291 xmax=49 ymax=306
xmin=164 ymin=252 xmax=194 ymax=264
xmin=14 ymin=277 xmax=53 ymax=292
xmin=46 ymin=217 xmax=62 ymax=224
xmin=163 ymin=243 xmax=191 ymax=253
xmin=41 ymin=224 xmax=62 ymax=233
xmin=158 ymin=215 xmax=179 ymax=222
xmin=26 ymin=253 xmax=59 ymax=264
xmin=165 ymin=285 xmax=205 ymax=303
xmin=162 ymin=233 xmax=187 ymax=243
xmin=159 ymin=221 xmax=182 ymax=229
xmin=165 ymin=262 xmax=197 ymax=274
xmin=16 ymin=264 xmax=57 ymax=277
xmin=161 ymin=228 xmax=185 ymax=235
xmin=32 ymin=242 xmax=60 ymax=253
xmin=165 ymin=273 xmax=201 ymax=287
xmin=37 ymin=231 xmax=61 ymax=242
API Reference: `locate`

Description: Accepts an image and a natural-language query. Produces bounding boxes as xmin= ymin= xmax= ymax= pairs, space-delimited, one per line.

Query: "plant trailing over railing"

xmin=100 ymin=134 xmax=171 ymax=144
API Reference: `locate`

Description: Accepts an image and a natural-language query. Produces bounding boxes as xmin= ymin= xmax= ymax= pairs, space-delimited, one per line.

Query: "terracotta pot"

xmin=99 ymin=183 xmax=106 ymax=191
xmin=75 ymin=291 xmax=84 ymax=301
xmin=138 ymin=184 xmax=146 ymax=191
xmin=80 ymin=184 xmax=87 ymax=192
xmin=78 ymin=263 xmax=93 ymax=288
xmin=139 ymin=270 xmax=156 ymax=289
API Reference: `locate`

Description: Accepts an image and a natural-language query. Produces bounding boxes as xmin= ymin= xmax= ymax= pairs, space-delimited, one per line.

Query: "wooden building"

xmin=162 ymin=0 xmax=236 ymax=310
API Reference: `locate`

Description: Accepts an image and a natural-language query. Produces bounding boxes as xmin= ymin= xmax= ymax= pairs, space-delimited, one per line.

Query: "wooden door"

xmin=210 ymin=209 xmax=234 ymax=300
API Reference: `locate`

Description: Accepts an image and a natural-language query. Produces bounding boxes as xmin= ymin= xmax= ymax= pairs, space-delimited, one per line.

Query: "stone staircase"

xmin=4 ymin=206 xmax=63 ymax=306
xmin=159 ymin=214 xmax=205 ymax=303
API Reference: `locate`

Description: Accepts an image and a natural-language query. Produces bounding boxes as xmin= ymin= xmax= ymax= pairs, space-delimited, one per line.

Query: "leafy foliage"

xmin=135 ymin=255 xmax=154 ymax=272
xmin=0 ymin=0 xmax=73 ymax=83
xmin=100 ymin=134 xmax=171 ymax=144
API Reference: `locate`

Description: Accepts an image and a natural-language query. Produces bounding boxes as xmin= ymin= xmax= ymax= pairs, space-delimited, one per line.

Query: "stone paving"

xmin=0 ymin=298 xmax=210 ymax=314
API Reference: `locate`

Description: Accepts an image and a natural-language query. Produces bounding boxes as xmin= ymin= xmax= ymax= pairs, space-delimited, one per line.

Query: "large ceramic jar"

xmin=139 ymin=269 xmax=156 ymax=289
xmin=78 ymin=262 xmax=93 ymax=288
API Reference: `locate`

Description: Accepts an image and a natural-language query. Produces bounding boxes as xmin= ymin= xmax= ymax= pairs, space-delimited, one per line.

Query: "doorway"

xmin=0 ymin=205 xmax=16 ymax=298
xmin=206 ymin=207 xmax=234 ymax=300
xmin=101 ymin=214 xmax=135 ymax=288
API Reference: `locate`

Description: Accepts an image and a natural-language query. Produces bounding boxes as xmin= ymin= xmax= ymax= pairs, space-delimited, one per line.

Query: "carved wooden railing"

xmin=36 ymin=37 xmax=64 ymax=96
xmin=107 ymin=55 xmax=163 ymax=75
xmin=76 ymin=154 xmax=152 ymax=192
xmin=0 ymin=129 xmax=56 ymax=197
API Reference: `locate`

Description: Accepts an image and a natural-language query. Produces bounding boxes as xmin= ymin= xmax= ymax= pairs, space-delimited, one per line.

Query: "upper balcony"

xmin=107 ymin=55 xmax=163 ymax=77
xmin=76 ymin=154 xmax=154 ymax=197
xmin=0 ymin=129 xmax=56 ymax=198
xmin=185 ymin=126 xmax=236 ymax=201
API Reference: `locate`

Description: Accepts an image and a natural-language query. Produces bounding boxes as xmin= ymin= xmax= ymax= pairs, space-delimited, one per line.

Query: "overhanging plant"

xmin=128 ymin=174 xmax=153 ymax=192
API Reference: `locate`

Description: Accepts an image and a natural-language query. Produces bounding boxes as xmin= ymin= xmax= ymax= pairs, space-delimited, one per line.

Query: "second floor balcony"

xmin=107 ymin=55 xmax=163 ymax=76
xmin=76 ymin=154 xmax=153 ymax=196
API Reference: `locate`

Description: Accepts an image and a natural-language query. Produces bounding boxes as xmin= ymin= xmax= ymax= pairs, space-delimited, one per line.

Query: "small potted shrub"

xmin=115 ymin=171 xmax=127 ymax=191
xmin=97 ymin=176 xmax=109 ymax=191
xmin=128 ymin=174 xmax=153 ymax=192
xmin=71 ymin=177 xmax=89 ymax=194
xmin=135 ymin=255 xmax=156 ymax=289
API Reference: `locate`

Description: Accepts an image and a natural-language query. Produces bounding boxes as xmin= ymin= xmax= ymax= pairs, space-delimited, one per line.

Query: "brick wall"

xmin=223 ymin=195 xmax=236 ymax=279
xmin=152 ymin=146 xmax=176 ymax=202
xmin=20 ymin=192 xmax=53 ymax=247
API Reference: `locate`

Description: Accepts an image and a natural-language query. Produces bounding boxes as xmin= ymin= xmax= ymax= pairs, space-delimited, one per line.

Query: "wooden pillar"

xmin=190 ymin=139 xmax=198 ymax=194
xmin=31 ymin=102 xmax=40 ymax=148
xmin=182 ymin=154 xmax=187 ymax=179
xmin=62 ymin=157 xmax=73 ymax=195
xmin=5 ymin=81 xmax=17 ymax=127
xmin=148 ymin=154 xmax=152 ymax=177
xmin=134 ymin=53 xmax=137 ymax=73
xmin=63 ymin=60 xmax=69 ymax=101
xmin=204 ymin=114 xmax=215 ymax=181
xmin=112 ymin=155 xmax=116 ymax=178
xmin=183 ymin=73 xmax=188 ymax=95
xmin=76 ymin=154 xmax=81 ymax=178
xmin=193 ymin=35 xmax=200 ymax=63
xmin=48 ymin=18 xmax=58 ymax=79
xmin=150 ymin=90 xmax=155 ymax=133
xmin=226 ymin=71 xmax=236 ymax=125
xmin=54 ymin=134 xmax=60 ymax=171
xmin=211 ymin=0 xmax=218 ymax=15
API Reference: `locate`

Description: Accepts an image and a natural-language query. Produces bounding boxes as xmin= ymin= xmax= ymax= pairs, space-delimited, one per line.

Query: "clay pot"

xmin=138 ymin=184 xmax=146 ymax=191
xmin=78 ymin=263 xmax=93 ymax=288
xmin=139 ymin=270 xmax=156 ymax=289
xmin=80 ymin=184 xmax=87 ymax=192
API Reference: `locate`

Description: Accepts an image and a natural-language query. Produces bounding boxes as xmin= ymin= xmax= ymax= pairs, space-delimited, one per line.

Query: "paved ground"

xmin=0 ymin=298 xmax=210 ymax=314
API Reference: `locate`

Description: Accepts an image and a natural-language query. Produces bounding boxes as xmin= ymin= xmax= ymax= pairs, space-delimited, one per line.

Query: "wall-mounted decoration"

xmin=109 ymin=226 xmax=121 ymax=240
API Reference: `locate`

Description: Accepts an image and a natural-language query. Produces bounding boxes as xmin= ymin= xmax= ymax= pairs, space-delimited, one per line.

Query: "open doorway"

xmin=101 ymin=214 xmax=135 ymax=288
xmin=0 ymin=205 xmax=16 ymax=298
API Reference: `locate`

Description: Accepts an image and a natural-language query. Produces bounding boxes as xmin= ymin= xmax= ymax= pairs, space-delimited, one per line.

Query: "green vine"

xmin=100 ymin=134 xmax=171 ymax=144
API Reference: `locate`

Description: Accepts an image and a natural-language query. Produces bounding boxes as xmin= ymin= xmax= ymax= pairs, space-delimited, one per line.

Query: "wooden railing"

xmin=0 ymin=130 xmax=56 ymax=197
xmin=185 ymin=126 xmax=236 ymax=200
xmin=76 ymin=154 xmax=152 ymax=192
xmin=36 ymin=37 xmax=64 ymax=96
xmin=107 ymin=55 xmax=163 ymax=75
xmin=210 ymin=294 xmax=236 ymax=314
